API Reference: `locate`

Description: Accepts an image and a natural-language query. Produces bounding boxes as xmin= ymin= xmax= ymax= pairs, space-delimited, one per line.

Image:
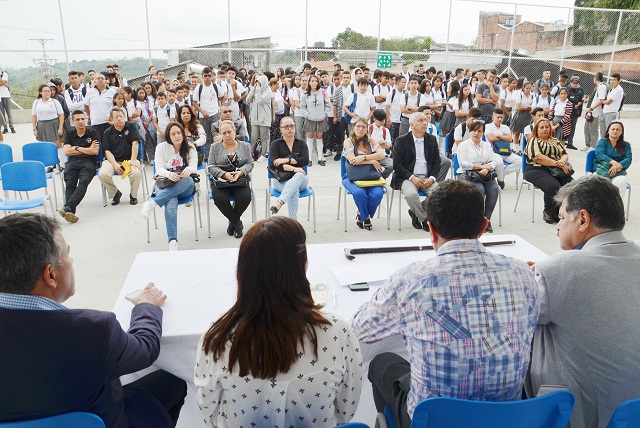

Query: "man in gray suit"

xmin=527 ymin=175 xmax=640 ymax=428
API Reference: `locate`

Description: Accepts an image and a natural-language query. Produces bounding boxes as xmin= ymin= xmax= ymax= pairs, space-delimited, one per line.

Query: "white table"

xmin=113 ymin=235 xmax=547 ymax=427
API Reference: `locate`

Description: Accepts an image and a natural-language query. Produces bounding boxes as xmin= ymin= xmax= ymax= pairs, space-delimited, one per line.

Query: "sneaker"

xmin=580 ymin=146 xmax=590 ymax=152
xmin=256 ymin=156 xmax=267 ymax=163
xmin=140 ymin=199 xmax=157 ymax=220
xmin=318 ymin=159 xmax=326 ymax=166
xmin=323 ymin=150 xmax=333 ymax=157
xmin=168 ymin=240 xmax=179 ymax=251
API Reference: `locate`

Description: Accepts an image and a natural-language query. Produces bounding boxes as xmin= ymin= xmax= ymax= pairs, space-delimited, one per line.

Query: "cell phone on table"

xmin=348 ymin=282 xmax=369 ymax=291
xmin=125 ymin=289 xmax=143 ymax=302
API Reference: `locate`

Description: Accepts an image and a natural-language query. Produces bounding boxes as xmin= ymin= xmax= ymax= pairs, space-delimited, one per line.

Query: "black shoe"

xmin=334 ymin=152 xmax=341 ymax=161
xmin=318 ymin=160 xmax=326 ymax=166
xmin=270 ymin=205 xmax=279 ymax=215
xmin=308 ymin=160 xmax=313 ymax=167
xmin=356 ymin=213 xmax=364 ymax=229
xmin=543 ymin=211 xmax=557 ymax=224
xmin=10 ymin=127 xmax=15 ymax=134
xmin=566 ymin=144 xmax=578 ymax=150
xmin=111 ymin=190 xmax=122 ymax=205
xmin=408 ymin=209 xmax=421 ymax=229
xmin=234 ymin=221 xmax=243 ymax=239
xmin=422 ymin=220 xmax=430 ymax=232
xmin=226 ymin=222 xmax=235 ymax=236
xmin=129 ymin=194 xmax=138 ymax=205
xmin=497 ymin=180 xmax=505 ymax=189
xmin=45 ymin=166 xmax=54 ymax=173
xmin=1 ymin=128 xmax=7 ymax=134
xmin=485 ymin=222 xmax=493 ymax=233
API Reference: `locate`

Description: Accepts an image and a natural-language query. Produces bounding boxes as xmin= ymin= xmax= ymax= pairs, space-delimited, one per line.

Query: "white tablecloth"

xmin=113 ymin=235 xmax=547 ymax=427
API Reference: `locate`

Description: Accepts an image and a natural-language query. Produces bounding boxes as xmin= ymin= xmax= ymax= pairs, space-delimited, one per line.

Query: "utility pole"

xmin=30 ymin=38 xmax=55 ymax=80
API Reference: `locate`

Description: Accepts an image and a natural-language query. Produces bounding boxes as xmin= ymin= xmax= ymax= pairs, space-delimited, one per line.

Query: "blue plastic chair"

xmin=265 ymin=156 xmax=316 ymax=232
xmin=205 ymin=170 xmax=257 ymax=238
xmin=513 ymin=136 xmax=539 ymax=222
xmin=0 ymin=412 xmax=105 ymax=428
xmin=0 ymin=143 xmax=13 ymax=183
xmin=381 ymin=391 xmax=575 ymax=428
xmin=585 ymin=148 xmax=631 ymax=220
xmin=21 ymin=142 xmax=64 ymax=210
xmin=339 ymin=423 xmax=370 ymax=428
xmin=337 ymin=156 xmax=389 ymax=231
xmin=0 ymin=161 xmax=54 ymax=216
xmin=607 ymin=398 xmax=640 ymax=428
xmin=452 ymin=153 xmax=502 ymax=226
xmin=146 ymin=161 xmax=202 ymax=243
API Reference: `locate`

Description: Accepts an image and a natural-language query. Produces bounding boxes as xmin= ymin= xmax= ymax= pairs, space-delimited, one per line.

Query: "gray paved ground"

xmin=1 ymin=116 xmax=639 ymax=311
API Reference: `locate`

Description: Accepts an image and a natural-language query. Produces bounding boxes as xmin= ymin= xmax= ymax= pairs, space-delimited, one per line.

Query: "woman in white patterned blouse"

xmin=195 ymin=216 xmax=362 ymax=427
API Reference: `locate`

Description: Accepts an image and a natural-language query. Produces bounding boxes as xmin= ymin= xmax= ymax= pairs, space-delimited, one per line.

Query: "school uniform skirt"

xmin=510 ymin=110 xmax=530 ymax=133
xmin=440 ymin=110 xmax=456 ymax=132
xmin=36 ymin=118 xmax=60 ymax=142
xmin=302 ymin=118 xmax=328 ymax=133
xmin=552 ymin=116 xmax=564 ymax=140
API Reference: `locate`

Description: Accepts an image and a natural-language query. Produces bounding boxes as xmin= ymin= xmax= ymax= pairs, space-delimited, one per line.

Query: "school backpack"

xmin=368 ymin=123 xmax=387 ymax=140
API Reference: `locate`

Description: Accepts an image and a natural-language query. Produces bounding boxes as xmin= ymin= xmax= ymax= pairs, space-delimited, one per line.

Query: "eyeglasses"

xmin=280 ymin=125 xmax=295 ymax=130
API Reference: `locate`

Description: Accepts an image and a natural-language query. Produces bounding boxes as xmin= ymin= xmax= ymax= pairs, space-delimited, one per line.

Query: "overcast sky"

xmin=1 ymin=0 xmax=576 ymax=70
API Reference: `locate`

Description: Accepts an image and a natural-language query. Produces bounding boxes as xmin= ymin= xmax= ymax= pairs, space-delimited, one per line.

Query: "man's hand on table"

xmin=131 ymin=282 xmax=167 ymax=307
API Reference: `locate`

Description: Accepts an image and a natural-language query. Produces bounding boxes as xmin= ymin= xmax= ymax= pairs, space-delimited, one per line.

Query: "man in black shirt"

xmin=566 ymin=76 xmax=584 ymax=150
xmin=98 ymin=108 xmax=142 ymax=205
xmin=58 ymin=110 xmax=100 ymax=222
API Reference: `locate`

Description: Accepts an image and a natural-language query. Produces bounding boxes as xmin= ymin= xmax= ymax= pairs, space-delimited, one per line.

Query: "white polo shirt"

xmin=0 ymin=71 xmax=10 ymax=98
xmin=344 ymin=91 xmax=375 ymax=120
xmin=373 ymin=83 xmax=391 ymax=110
xmin=385 ymin=88 xmax=405 ymax=123
xmin=603 ymin=84 xmax=624 ymax=114
xmin=84 ymin=86 xmax=116 ymax=125
xmin=485 ymin=122 xmax=511 ymax=141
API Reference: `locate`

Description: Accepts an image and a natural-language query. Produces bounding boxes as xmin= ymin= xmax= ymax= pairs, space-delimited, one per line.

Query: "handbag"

xmin=154 ymin=176 xmax=176 ymax=189
xmin=345 ymin=163 xmax=382 ymax=181
xmin=212 ymin=176 xmax=248 ymax=189
xmin=465 ymin=170 xmax=497 ymax=183
xmin=355 ymin=177 xmax=386 ymax=187
xmin=267 ymin=165 xmax=294 ymax=182
xmin=548 ymin=162 xmax=575 ymax=179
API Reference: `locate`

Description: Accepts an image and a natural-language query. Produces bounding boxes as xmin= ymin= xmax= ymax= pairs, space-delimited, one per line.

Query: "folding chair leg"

xmin=312 ymin=191 xmax=316 ymax=233
xmin=50 ymin=177 xmax=59 ymax=210
xmin=343 ymin=188 xmax=348 ymax=232
xmin=398 ymin=189 xmax=402 ymax=231
xmin=101 ymin=184 xmax=107 ymax=207
xmin=251 ymin=192 xmax=256 ymax=223
xmin=337 ymin=187 xmax=341 ymax=220
xmin=265 ymin=188 xmax=269 ymax=218
xmin=197 ymin=192 xmax=203 ymax=228
xmin=146 ymin=217 xmax=150 ymax=243
xmin=307 ymin=194 xmax=311 ymax=222
xmin=514 ymin=181 xmax=524 ymax=212
xmin=498 ymin=190 xmax=502 ymax=227
xmin=531 ymin=187 xmax=535 ymax=223
xmin=193 ymin=194 xmax=199 ymax=241
xmin=386 ymin=189 xmax=390 ymax=230
xmin=206 ymin=179 xmax=211 ymax=238
xmin=626 ymin=187 xmax=631 ymax=220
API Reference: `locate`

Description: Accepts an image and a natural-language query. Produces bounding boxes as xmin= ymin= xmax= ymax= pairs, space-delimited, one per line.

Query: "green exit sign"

xmin=377 ymin=52 xmax=392 ymax=69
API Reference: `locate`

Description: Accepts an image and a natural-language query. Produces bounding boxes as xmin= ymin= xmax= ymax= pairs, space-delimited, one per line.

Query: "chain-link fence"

xmin=1 ymin=0 xmax=638 ymax=110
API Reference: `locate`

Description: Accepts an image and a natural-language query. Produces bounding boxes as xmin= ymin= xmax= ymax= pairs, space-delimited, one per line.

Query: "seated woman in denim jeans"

xmin=456 ymin=120 xmax=499 ymax=233
xmin=140 ymin=122 xmax=197 ymax=251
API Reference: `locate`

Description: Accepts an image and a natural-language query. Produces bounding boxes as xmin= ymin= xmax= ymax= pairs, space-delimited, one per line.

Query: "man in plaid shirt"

xmin=351 ymin=180 xmax=538 ymax=427
xmin=332 ymin=71 xmax=353 ymax=160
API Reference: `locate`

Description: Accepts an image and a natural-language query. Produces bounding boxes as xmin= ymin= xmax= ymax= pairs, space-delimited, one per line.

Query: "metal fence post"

xmin=56 ymin=0 xmax=70 ymax=74
xmin=559 ymin=7 xmax=572 ymax=71
xmin=144 ymin=0 xmax=152 ymax=65
xmin=445 ymin=0 xmax=453 ymax=72
xmin=227 ymin=0 xmax=232 ymax=63
xmin=304 ymin=0 xmax=308 ymax=62
xmin=376 ymin=0 xmax=382 ymax=53
xmin=507 ymin=4 xmax=518 ymax=74
xmin=607 ymin=10 xmax=623 ymax=79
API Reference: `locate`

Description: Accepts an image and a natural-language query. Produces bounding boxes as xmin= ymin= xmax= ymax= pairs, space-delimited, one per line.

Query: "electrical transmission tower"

xmin=30 ymin=38 xmax=56 ymax=80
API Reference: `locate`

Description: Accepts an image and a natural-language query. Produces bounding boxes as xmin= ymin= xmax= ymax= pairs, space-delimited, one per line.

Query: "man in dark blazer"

xmin=392 ymin=111 xmax=440 ymax=230
xmin=0 ymin=213 xmax=186 ymax=427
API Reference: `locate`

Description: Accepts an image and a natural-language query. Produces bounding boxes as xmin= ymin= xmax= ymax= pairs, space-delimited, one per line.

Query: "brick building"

xmin=477 ymin=11 xmax=572 ymax=53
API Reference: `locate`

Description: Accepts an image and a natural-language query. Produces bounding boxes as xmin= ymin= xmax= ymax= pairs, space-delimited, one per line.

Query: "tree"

xmin=573 ymin=0 xmax=640 ymax=45
xmin=332 ymin=28 xmax=377 ymax=50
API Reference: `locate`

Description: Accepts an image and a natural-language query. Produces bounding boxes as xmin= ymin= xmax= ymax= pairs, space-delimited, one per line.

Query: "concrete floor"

xmin=1 ymin=116 xmax=639 ymax=312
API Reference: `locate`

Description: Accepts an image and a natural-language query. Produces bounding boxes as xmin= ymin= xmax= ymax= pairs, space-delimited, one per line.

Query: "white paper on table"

xmin=329 ymin=263 xmax=396 ymax=286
